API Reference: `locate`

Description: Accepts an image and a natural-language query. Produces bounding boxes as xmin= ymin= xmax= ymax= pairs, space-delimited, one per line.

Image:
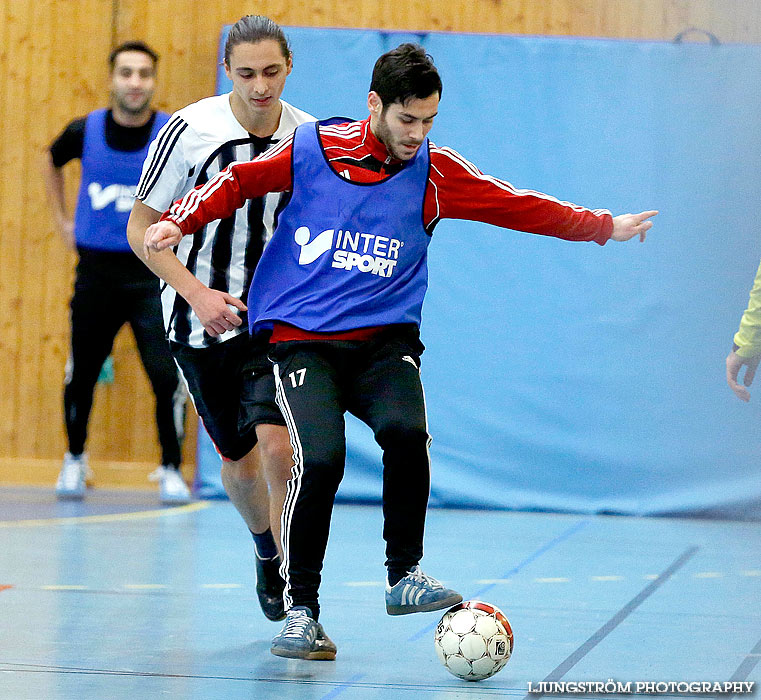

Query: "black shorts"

xmin=170 ymin=332 xmax=284 ymax=461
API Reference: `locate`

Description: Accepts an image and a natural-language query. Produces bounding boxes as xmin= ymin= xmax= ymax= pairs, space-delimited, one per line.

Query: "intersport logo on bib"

xmin=88 ymin=182 xmax=136 ymax=212
xmin=294 ymin=226 xmax=402 ymax=278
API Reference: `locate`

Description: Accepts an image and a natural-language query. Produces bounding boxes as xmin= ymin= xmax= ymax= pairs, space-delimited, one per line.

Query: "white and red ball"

xmin=434 ymin=600 xmax=513 ymax=681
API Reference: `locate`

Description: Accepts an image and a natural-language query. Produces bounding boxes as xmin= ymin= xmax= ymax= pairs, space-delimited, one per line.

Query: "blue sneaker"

xmin=270 ymin=607 xmax=337 ymax=660
xmin=55 ymin=453 xmax=87 ymax=500
xmin=385 ymin=565 xmax=462 ymax=615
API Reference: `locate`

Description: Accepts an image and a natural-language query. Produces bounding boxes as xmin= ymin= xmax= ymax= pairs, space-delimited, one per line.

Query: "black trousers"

xmin=64 ymin=249 xmax=184 ymax=467
xmin=270 ymin=326 xmax=431 ymax=619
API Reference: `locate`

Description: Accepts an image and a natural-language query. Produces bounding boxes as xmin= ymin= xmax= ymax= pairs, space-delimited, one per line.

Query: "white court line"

xmin=590 ymin=575 xmax=624 ymax=581
xmin=28 ymin=570 xmax=759 ymax=594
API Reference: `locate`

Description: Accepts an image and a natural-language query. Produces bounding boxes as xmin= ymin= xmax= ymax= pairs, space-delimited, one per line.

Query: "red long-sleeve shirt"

xmin=164 ymin=117 xmax=613 ymax=245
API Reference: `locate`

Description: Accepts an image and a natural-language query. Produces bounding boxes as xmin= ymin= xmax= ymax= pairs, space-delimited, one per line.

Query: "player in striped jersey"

xmin=126 ymin=16 xmax=325 ymax=635
xmin=146 ymin=43 xmax=657 ymax=660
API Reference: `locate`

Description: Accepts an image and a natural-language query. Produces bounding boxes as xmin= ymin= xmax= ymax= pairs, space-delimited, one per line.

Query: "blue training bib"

xmin=73 ymin=109 xmax=168 ymax=252
xmin=249 ymin=120 xmax=431 ymax=333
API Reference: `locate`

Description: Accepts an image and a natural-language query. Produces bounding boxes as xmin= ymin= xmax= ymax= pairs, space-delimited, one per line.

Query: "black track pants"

xmin=64 ymin=250 xmax=184 ymax=466
xmin=271 ymin=327 xmax=431 ymax=619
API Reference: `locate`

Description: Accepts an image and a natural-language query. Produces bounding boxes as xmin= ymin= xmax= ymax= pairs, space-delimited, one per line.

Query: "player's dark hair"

xmin=109 ymin=41 xmax=159 ymax=71
xmin=370 ymin=43 xmax=442 ymax=107
xmin=224 ymin=15 xmax=291 ymax=64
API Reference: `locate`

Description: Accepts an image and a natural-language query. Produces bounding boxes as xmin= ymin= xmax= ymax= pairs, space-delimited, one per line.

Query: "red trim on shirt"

xmin=270 ymin=322 xmax=385 ymax=342
xmin=164 ymin=117 xmax=613 ymax=246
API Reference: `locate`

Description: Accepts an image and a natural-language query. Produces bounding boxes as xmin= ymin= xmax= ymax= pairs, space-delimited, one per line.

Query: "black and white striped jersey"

xmin=136 ymin=94 xmax=315 ymax=348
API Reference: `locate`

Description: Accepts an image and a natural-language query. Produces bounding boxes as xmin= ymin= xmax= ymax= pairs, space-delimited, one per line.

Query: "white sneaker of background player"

xmin=56 ymin=452 xmax=88 ymax=500
xmin=149 ymin=466 xmax=191 ymax=505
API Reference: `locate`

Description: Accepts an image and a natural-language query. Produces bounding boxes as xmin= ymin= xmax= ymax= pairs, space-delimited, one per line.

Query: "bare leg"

xmin=220 ymin=449 xmax=271 ymax=534
xmin=221 ymin=437 xmax=291 ymax=622
xmin=255 ymin=423 xmax=294 ymax=555
xmin=219 ymin=423 xmax=292 ymax=552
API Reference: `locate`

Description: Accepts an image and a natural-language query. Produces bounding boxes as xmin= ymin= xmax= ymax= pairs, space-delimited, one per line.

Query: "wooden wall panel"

xmin=115 ymin=0 xmax=761 ymax=125
xmin=0 ymin=2 xmax=20 ymax=458
xmin=0 ymin=0 xmax=113 ymax=467
xmin=0 ymin=0 xmax=193 ymax=482
xmin=1 ymin=0 xmax=759 ymax=484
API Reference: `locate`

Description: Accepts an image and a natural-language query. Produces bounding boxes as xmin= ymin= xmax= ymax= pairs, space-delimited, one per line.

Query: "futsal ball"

xmin=434 ymin=600 xmax=513 ymax=681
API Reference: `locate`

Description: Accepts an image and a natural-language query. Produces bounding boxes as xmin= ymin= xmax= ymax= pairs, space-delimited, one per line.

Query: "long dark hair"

xmin=224 ymin=15 xmax=291 ymax=64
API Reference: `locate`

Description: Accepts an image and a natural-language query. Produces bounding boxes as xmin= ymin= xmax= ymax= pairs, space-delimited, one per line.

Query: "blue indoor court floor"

xmin=0 ymin=487 xmax=759 ymax=700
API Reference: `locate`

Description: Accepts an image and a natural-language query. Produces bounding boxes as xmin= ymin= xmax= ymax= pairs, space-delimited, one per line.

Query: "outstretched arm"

xmin=428 ymin=147 xmax=658 ymax=244
xmin=155 ymin=140 xmax=294 ymax=241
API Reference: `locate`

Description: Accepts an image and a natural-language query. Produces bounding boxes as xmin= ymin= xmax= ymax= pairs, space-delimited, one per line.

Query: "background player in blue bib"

xmin=43 ymin=41 xmax=188 ymax=504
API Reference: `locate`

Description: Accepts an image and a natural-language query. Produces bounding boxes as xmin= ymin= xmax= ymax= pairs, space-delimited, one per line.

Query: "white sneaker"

xmin=56 ymin=452 xmax=87 ymax=500
xmin=149 ymin=466 xmax=191 ymax=505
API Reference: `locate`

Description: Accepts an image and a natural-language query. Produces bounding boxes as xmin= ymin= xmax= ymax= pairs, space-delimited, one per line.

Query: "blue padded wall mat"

xmin=212 ymin=27 xmax=761 ymax=518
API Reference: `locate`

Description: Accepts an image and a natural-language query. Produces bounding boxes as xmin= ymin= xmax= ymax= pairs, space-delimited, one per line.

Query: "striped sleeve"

xmin=734 ymin=260 xmax=761 ymax=358
xmin=136 ymin=115 xmax=189 ymax=202
xmin=427 ymin=145 xmax=613 ymax=244
xmin=163 ymin=138 xmax=294 ymax=235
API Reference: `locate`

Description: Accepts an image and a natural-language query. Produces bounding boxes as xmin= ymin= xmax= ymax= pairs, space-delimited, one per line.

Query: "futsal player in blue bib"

xmin=144 ymin=43 xmax=657 ymax=660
